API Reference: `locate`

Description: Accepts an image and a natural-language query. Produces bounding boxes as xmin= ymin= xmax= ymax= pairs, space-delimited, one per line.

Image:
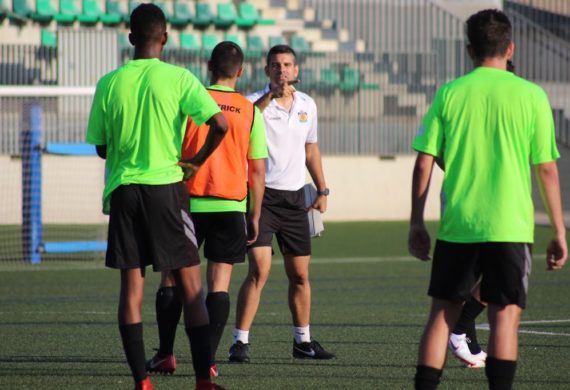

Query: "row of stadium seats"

xmin=186 ymin=63 xmax=377 ymax=94
xmin=40 ymin=28 xmax=310 ymax=53
xmin=6 ymin=0 xmax=275 ymax=28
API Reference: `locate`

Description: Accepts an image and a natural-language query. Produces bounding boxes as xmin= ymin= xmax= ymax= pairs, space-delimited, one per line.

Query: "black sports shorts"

xmin=429 ymin=240 xmax=532 ymax=308
xmin=249 ymin=187 xmax=311 ymax=256
xmin=192 ymin=211 xmax=247 ymax=264
xmin=106 ymin=183 xmax=200 ymax=272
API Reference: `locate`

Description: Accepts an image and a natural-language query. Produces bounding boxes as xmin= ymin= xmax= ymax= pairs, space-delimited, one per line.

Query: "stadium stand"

xmin=54 ymin=0 xmax=79 ymax=24
xmin=179 ymin=31 xmax=200 ymax=50
xmin=104 ymin=0 xmax=127 ymax=24
xmin=236 ymin=2 xmax=259 ymax=27
xmin=214 ymin=2 xmax=237 ymax=28
xmin=169 ymin=0 xmax=192 ymax=27
xmin=40 ymin=28 xmax=56 ymax=46
xmin=192 ymin=2 xmax=213 ymax=27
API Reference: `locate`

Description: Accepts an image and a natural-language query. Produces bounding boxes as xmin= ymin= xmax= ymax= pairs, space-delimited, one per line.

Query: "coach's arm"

xmin=305 ymin=142 xmax=327 ymax=213
xmin=535 ymin=161 xmax=568 ymax=270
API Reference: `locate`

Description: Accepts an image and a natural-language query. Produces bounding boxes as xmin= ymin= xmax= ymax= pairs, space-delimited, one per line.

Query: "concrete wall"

xmin=1 ymin=155 xmax=108 ymax=224
xmin=320 ymin=155 xmax=443 ymax=221
xmin=0 ymin=155 xmax=443 ymax=224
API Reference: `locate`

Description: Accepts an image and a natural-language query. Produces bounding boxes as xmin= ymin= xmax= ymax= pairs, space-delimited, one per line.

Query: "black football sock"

xmin=485 ymin=357 xmax=517 ymax=390
xmin=453 ymin=297 xmax=486 ymax=354
xmin=414 ymin=365 xmax=443 ymax=390
xmin=186 ymin=325 xmax=212 ymax=380
xmin=119 ymin=323 xmax=147 ymax=382
xmin=155 ymin=286 xmax=183 ymax=357
xmin=206 ymin=291 xmax=230 ymax=362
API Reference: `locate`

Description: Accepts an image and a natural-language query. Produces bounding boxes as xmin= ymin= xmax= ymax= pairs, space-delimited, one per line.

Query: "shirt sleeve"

xmin=412 ymin=86 xmax=445 ymax=157
xmin=85 ymin=79 xmax=107 ymax=145
xmin=530 ymin=87 xmax=560 ymax=164
xmin=179 ymin=71 xmax=221 ymax=126
xmin=306 ymin=98 xmax=318 ymax=144
xmin=248 ymin=106 xmax=269 ymax=160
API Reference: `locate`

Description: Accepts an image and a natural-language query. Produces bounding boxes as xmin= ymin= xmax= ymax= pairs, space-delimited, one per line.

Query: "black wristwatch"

xmin=317 ymin=188 xmax=330 ymax=196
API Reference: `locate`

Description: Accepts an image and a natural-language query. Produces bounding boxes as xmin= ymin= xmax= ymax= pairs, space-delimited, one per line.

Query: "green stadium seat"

xmin=192 ymin=2 xmax=213 ymax=27
xmin=179 ymin=32 xmax=200 ymax=51
xmin=339 ymin=67 xmax=360 ymax=92
xmin=224 ymin=33 xmax=243 ymax=47
xmin=300 ymin=68 xmax=316 ymax=91
xmin=245 ymin=34 xmax=264 ymax=59
xmin=236 ymin=2 xmax=258 ymax=28
xmin=320 ymin=67 xmax=341 ymax=91
xmin=105 ymin=0 xmax=126 ymax=24
xmin=54 ymin=0 xmax=80 ymax=24
xmin=77 ymin=0 xmax=100 ymax=24
xmin=0 ymin=0 xmax=8 ymax=15
xmin=201 ymin=32 xmax=219 ymax=52
xmin=268 ymin=35 xmax=287 ymax=48
xmin=154 ymin=1 xmax=171 ymax=20
xmin=30 ymin=0 xmax=56 ymax=23
xmin=170 ymin=1 xmax=192 ymax=27
xmin=214 ymin=2 xmax=236 ymax=28
xmin=13 ymin=0 xmax=34 ymax=20
xmin=291 ymin=35 xmax=310 ymax=52
xmin=40 ymin=29 xmax=57 ymax=47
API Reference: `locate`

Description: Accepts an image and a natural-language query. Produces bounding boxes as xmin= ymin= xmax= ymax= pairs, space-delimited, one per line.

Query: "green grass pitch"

xmin=0 ymin=221 xmax=569 ymax=389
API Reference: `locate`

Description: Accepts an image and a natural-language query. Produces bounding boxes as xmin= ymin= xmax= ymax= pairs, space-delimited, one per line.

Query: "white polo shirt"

xmin=247 ymin=85 xmax=318 ymax=191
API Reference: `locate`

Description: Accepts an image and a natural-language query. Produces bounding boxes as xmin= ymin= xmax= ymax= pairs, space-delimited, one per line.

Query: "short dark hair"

xmin=266 ymin=44 xmax=296 ymax=66
xmin=130 ymin=3 xmax=166 ymax=44
xmin=466 ymin=9 xmax=512 ymax=61
xmin=209 ymin=41 xmax=244 ymax=79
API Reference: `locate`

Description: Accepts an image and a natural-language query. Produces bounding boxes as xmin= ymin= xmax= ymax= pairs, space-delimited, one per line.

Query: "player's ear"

xmin=162 ymin=32 xmax=168 ymax=46
xmin=128 ymin=33 xmax=136 ymax=46
xmin=264 ymin=65 xmax=270 ymax=77
xmin=506 ymin=41 xmax=515 ymax=60
xmin=236 ymin=66 xmax=244 ymax=78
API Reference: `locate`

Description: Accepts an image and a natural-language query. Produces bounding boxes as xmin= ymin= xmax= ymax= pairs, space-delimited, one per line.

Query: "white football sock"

xmin=233 ymin=328 xmax=249 ymax=344
xmin=293 ymin=325 xmax=311 ymax=344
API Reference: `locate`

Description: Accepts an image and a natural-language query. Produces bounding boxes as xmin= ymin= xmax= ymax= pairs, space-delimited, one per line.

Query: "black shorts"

xmin=192 ymin=211 xmax=247 ymax=264
xmin=106 ymin=183 xmax=200 ymax=272
xmin=429 ymin=240 xmax=532 ymax=308
xmin=250 ymin=187 xmax=311 ymax=256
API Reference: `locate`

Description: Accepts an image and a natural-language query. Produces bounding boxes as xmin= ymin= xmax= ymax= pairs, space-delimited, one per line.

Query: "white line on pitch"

xmin=477 ymin=320 xmax=570 ymax=337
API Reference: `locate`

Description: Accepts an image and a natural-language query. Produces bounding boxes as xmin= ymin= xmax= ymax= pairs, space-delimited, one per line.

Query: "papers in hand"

xmin=303 ymin=183 xmax=324 ymax=237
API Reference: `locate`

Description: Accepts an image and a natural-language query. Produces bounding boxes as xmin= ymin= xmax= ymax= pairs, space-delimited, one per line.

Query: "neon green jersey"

xmin=413 ymin=67 xmax=559 ymax=243
xmin=86 ymin=58 xmax=221 ymax=214
xmin=190 ymin=84 xmax=268 ymax=213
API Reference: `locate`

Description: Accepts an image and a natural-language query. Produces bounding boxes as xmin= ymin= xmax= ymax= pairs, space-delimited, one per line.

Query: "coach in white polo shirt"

xmin=229 ymin=45 xmax=335 ymax=362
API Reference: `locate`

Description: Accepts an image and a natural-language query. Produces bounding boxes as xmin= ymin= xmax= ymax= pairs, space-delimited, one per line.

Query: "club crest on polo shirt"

xmin=298 ymin=110 xmax=308 ymax=123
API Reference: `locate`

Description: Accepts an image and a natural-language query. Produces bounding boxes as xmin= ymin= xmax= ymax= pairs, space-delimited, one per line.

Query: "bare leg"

xmin=118 ymin=267 xmax=146 ymax=325
xmin=207 ymin=262 xmax=233 ymax=293
xmin=487 ymin=304 xmax=521 ymax=360
xmin=418 ymin=298 xmax=464 ymax=369
xmin=171 ymin=265 xmax=209 ymax=327
xmin=235 ymin=246 xmax=272 ymax=330
xmin=283 ymin=254 xmax=311 ymax=327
